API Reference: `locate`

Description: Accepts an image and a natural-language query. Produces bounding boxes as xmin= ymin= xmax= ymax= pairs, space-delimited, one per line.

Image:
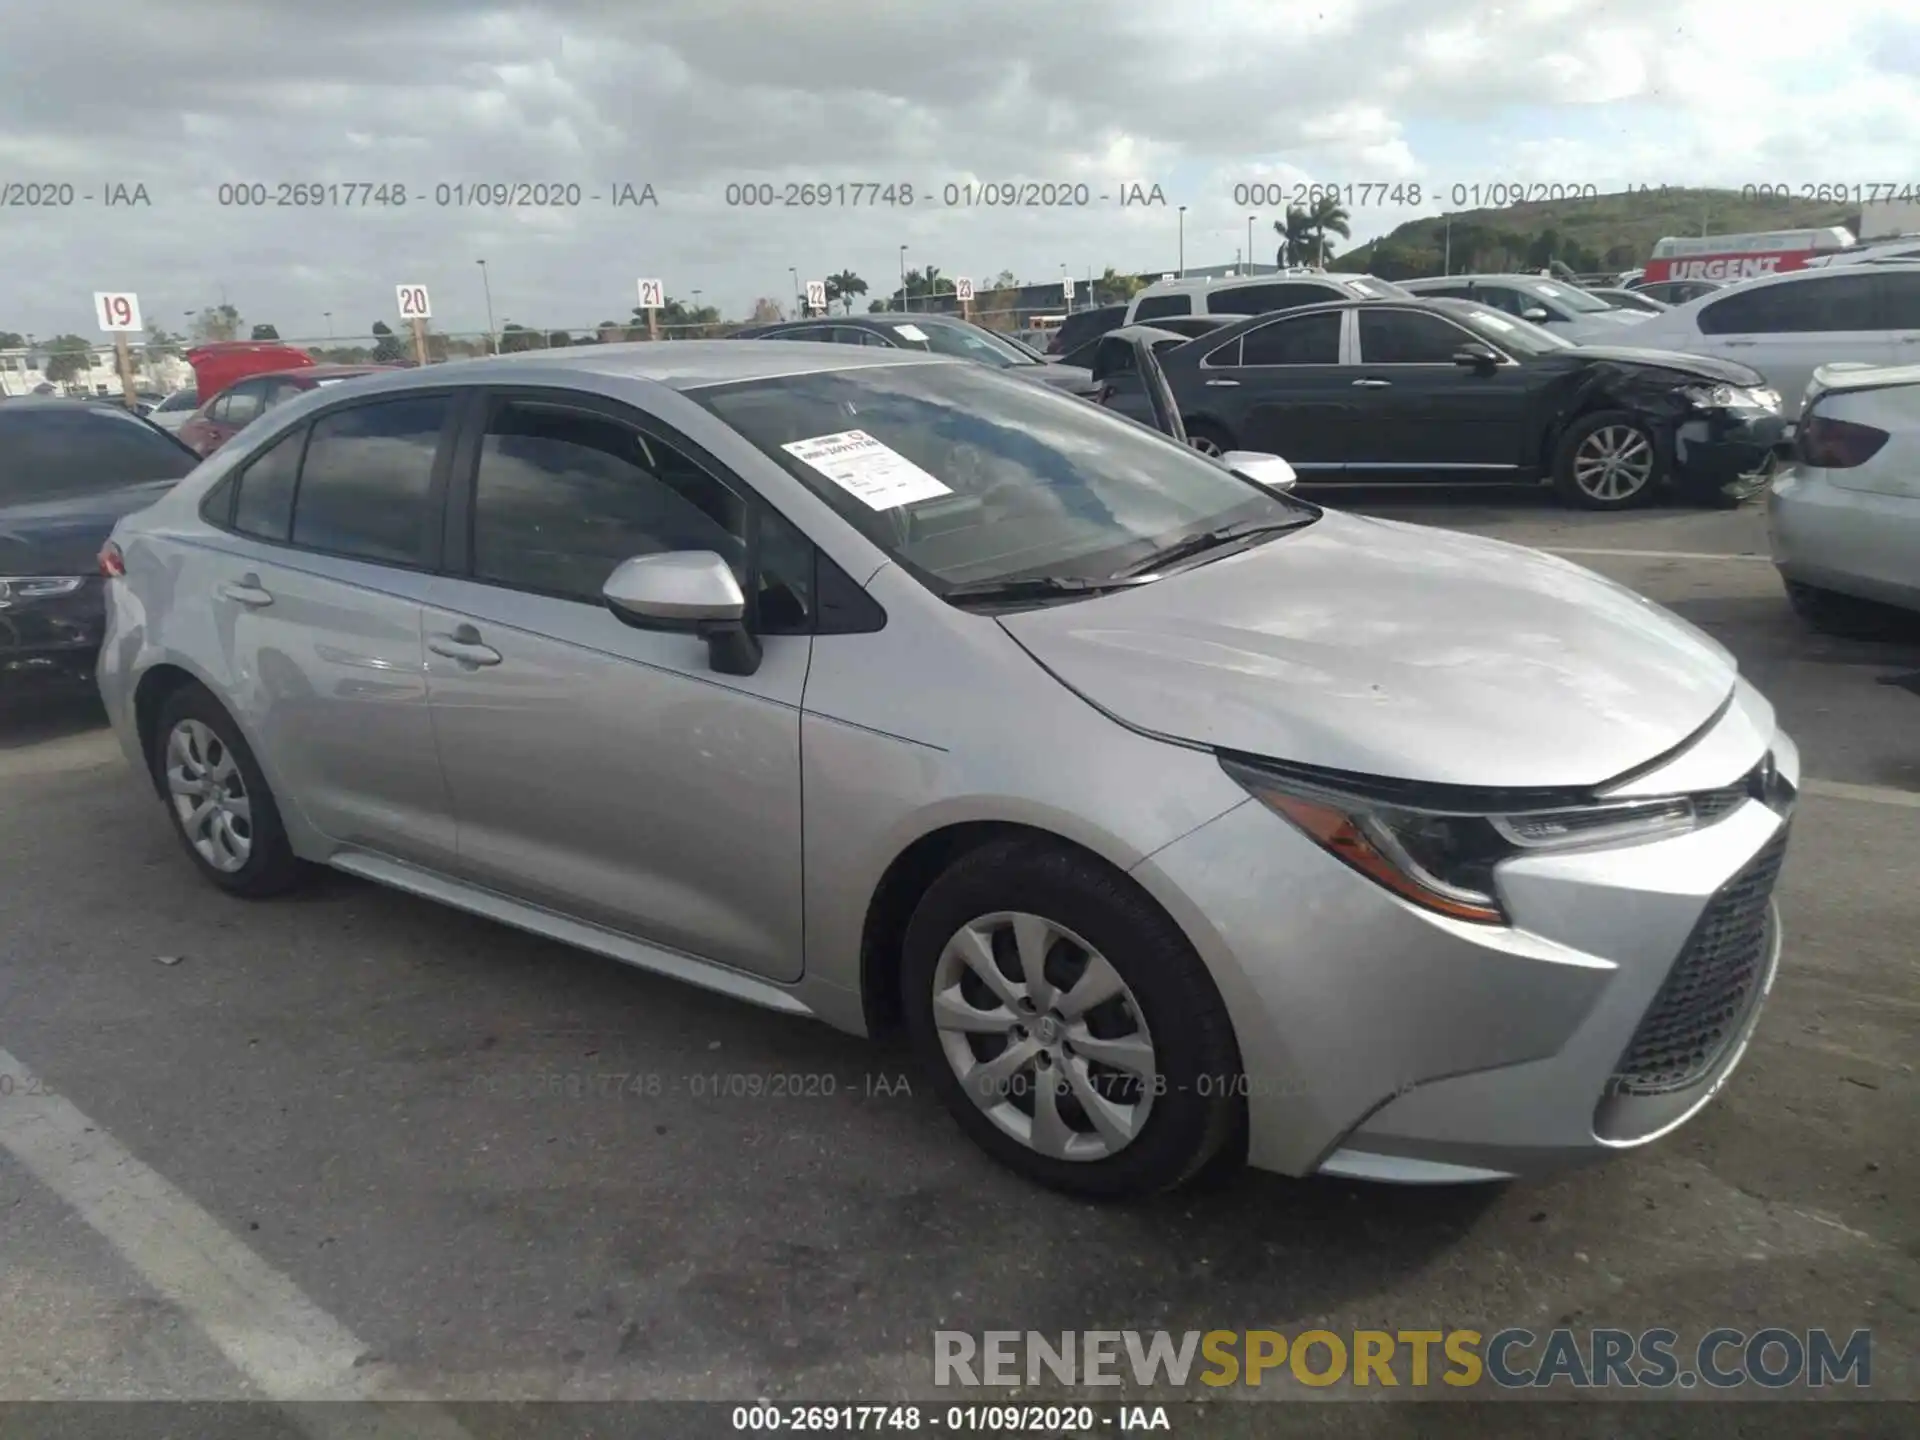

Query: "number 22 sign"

xmin=94 ymin=292 xmax=143 ymax=332
xmin=396 ymin=284 xmax=432 ymax=319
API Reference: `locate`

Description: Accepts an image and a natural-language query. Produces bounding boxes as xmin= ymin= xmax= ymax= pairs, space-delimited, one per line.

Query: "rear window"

xmin=1205 ymin=282 xmax=1336 ymax=316
xmin=1132 ymin=294 xmax=1193 ymax=320
xmin=0 ymin=407 xmax=197 ymax=506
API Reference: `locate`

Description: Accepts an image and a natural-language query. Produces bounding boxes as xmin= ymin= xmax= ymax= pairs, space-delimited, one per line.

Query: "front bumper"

xmin=0 ymin=578 xmax=106 ymax=683
xmin=1130 ymin=689 xmax=1797 ymax=1182
xmin=1671 ymin=410 xmax=1791 ymax=501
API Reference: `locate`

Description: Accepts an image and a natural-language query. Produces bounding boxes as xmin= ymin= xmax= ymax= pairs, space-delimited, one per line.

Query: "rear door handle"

xmin=1720 ymin=339 xmax=1756 ymax=348
xmin=428 ymin=625 xmax=502 ymax=667
xmin=218 ymin=573 xmax=273 ymax=607
xmin=1352 ymin=378 xmax=1392 ymax=388
xmin=1203 ymin=377 xmax=1240 ymax=387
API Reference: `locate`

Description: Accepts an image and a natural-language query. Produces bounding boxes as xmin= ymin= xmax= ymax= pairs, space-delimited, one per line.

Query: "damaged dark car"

xmin=1095 ymin=294 xmax=1790 ymax=509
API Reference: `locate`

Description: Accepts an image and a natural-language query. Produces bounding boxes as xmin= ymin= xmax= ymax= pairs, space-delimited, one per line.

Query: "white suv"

xmin=1607 ymin=264 xmax=1920 ymax=419
xmin=1122 ymin=271 xmax=1408 ymax=325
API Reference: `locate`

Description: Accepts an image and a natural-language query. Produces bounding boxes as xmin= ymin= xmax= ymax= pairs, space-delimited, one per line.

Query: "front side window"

xmin=469 ymin=399 xmax=810 ymax=626
xmin=289 ymin=396 xmax=448 ymax=565
xmin=1240 ymin=311 xmax=1343 ymax=366
xmin=693 ymin=363 xmax=1313 ymax=593
xmin=0 ymin=406 xmax=197 ymax=505
xmin=1357 ymin=308 xmax=1475 ymax=364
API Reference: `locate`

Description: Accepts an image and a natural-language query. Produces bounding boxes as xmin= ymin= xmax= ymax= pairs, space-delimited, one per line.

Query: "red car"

xmin=177 ymin=346 xmax=397 ymax=457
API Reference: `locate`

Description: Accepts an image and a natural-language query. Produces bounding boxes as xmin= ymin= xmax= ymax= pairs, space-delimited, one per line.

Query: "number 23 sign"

xmin=396 ymin=284 xmax=432 ymax=320
xmin=94 ymin=292 xmax=143 ymax=332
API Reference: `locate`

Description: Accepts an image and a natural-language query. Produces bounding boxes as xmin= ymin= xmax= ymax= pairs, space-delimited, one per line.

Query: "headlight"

xmin=1684 ymin=384 xmax=1779 ymax=412
xmin=0 ymin=576 xmax=87 ymax=608
xmin=1221 ymin=758 xmax=1710 ymax=925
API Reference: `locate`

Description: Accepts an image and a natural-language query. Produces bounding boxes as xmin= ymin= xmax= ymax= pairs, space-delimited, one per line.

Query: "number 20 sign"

xmin=94 ymin=292 xmax=143 ymax=332
xmin=396 ymin=284 xmax=432 ymax=320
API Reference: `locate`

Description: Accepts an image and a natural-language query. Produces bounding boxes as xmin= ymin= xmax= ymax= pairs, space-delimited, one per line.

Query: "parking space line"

xmin=1801 ymin=778 xmax=1920 ymax=810
xmin=0 ymin=1045 xmax=474 ymax=1435
xmin=1542 ymin=547 xmax=1773 ymax=562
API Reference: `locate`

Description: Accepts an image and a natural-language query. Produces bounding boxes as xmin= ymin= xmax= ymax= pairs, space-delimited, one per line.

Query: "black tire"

xmin=1785 ymin=580 xmax=1914 ymax=640
xmin=900 ymin=836 xmax=1243 ymax=1198
xmin=1551 ymin=410 xmax=1666 ymax=510
xmin=1184 ymin=420 xmax=1234 ymax=459
xmin=149 ymin=684 xmax=302 ymax=898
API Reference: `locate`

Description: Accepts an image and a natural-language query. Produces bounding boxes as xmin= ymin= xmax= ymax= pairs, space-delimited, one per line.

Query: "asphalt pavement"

xmin=1 ymin=489 xmax=1915 ymax=1438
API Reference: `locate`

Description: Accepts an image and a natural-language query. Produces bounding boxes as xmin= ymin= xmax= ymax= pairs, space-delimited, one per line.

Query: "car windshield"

xmin=1447 ymin=303 xmax=1574 ymax=354
xmin=876 ymin=320 xmax=1037 ymax=367
xmin=694 ymin=362 xmax=1315 ymax=594
xmin=1523 ymin=279 xmax=1615 ymax=314
xmin=156 ymin=389 xmax=199 ymax=412
xmin=0 ymin=407 xmax=197 ymax=505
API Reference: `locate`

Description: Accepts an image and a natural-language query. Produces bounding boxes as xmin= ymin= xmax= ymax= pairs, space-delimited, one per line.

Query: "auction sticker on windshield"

xmin=783 ymin=430 xmax=954 ymax=510
xmin=894 ymin=324 xmax=930 ymax=342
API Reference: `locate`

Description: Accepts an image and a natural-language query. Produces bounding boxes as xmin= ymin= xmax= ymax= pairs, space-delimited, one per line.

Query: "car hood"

xmin=997 ymin=509 xmax=1737 ymax=791
xmin=0 ymin=479 xmax=179 ymax=574
xmin=1020 ymin=363 xmax=1100 ymax=397
xmin=1559 ymin=344 xmax=1768 ymax=386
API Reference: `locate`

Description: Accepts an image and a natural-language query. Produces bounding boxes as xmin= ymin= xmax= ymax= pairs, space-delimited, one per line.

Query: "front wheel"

xmin=901 ymin=837 xmax=1243 ymax=1197
xmin=1552 ymin=410 xmax=1665 ymax=510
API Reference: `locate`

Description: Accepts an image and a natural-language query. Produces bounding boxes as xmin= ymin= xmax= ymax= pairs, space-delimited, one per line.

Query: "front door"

xmin=1344 ymin=307 xmax=1533 ymax=472
xmin=420 ymin=392 xmax=814 ymax=983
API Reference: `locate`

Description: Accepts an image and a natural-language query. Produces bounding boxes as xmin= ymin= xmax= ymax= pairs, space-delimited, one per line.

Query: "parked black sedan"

xmin=1 ymin=398 xmax=198 ymax=685
xmin=732 ymin=313 xmax=1102 ymax=398
xmin=1096 ymin=296 xmax=1789 ymax=509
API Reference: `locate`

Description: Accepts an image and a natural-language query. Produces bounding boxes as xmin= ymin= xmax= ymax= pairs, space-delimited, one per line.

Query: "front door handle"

xmin=218 ymin=573 xmax=273 ymax=607
xmin=428 ymin=625 xmax=502 ymax=667
xmin=1352 ymin=378 xmax=1392 ymax=388
xmin=1203 ymin=377 xmax=1241 ymax=387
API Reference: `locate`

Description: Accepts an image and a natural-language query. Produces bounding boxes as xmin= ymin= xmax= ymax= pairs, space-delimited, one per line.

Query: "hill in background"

xmin=1330 ymin=187 xmax=1857 ymax=279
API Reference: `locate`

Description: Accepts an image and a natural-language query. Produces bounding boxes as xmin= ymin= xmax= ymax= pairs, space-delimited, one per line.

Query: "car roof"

xmin=301 ymin=340 xmax=955 ymax=394
xmin=1401 ymin=274 xmax=1561 ymax=286
xmin=0 ymin=395 xmax=146 ymax=414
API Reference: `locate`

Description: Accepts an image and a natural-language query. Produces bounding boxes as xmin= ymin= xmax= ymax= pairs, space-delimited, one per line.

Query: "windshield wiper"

xmin=942 ymin=574 xmax=1158 ymax=606
xmin=1116 ymin=517 xmax=1310 ymax=578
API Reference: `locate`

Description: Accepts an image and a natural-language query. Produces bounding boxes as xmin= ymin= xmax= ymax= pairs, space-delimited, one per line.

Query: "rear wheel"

xmin=1552 ymin=410 xmax=1665 ymax=510
xmin=150 ymin=685 xmax=302 ymax=898
xmin=901 ymin=837 xmax=1243 ymax=1197
xmin=1185 ymin=422 xmax=1233 ymax=459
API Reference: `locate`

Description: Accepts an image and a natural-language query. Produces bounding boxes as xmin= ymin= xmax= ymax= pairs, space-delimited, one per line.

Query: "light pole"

xmin=1247 ymin=215 xmax=1255 ymax=272
xmin=323 ymin=311 xmax=333 ymax=339
xmin=788 ymin=267 xmax=800 ymax=317
xmin=899 ymin=245 xmax=909 ymax=311
xmin=476 ymin=259 xmax=497 ymax=354
xmin=1178 ymin=205 xmax=1187 ymax=277
xmin=1443 ymin=218 xmax=1453 ymax=276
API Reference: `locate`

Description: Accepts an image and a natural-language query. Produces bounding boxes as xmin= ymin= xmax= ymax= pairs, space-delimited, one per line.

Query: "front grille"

xmin=1608 ymin=828 xmax=1789 ymax=1097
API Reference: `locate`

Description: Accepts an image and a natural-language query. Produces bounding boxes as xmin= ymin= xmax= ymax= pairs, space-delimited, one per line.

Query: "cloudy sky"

xmin=4 ymin=0 xmax=1919 ymax=343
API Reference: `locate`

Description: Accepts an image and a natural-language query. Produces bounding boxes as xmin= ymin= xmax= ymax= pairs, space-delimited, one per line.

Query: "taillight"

xmin=1796 ymin=412 xmax=1888 ymax=469
xmin=98 ymin=541 xmax=125 ymax=578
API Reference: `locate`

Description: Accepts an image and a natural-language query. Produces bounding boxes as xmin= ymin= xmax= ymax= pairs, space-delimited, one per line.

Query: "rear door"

xmin=417 ymin=390 xmax=813 ymax=982
xmin=200 ymin=393 xmax=461 ymax=869
xmin=1345 ymin=307 xmax=1533 ymax=471
xmin=1195 ymin=309 xmax=1351 ymax=469
xmin=1876 ymin=269 xmax=1920 ymax=366
xmin=1693 ymin=273 xmax=1892 ymax=414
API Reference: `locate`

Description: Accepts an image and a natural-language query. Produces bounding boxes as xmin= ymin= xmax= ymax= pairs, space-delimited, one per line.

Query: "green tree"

xmin=498 ymin=321 xmax=541 ymax=354
xmin=990 ymin=270 xmax=1018 ymax=290
xmin=1301 ymin=195 xmax=1351 ymax=265
xmin=250 ymin=323 xmax=280 ymax=341
xmin=0 ymin=330 xmax=25 ymax=349
xmin=144 ymin=324 xmax=183 ymax=358
xmin=370 ymin=320 xmax=406 ymax=363
xmin=596 ymin=319 xmax=627 ymax=344
xmin=826 ymin=270 xmax=867 ymax=313
xmin=42 ymin=334 xmax=97 ymax=384
xmin=1274 ymin=206 xmax=1313 ymax=265
xmin=189 ymin=305 xmax=243 ymax=343
xmin=1092 ymin=267 xmax=1146 ymax=304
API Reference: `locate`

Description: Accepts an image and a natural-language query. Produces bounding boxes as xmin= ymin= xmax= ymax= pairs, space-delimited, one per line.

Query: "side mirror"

xmin=1221 ymin=450 xmax=1297 ymax=493
xmin=602 ymin=550 xmax=762 ymax=676
xmin=1452 ymin=343 xmax=1501 ymax=370
xmin=1520 ymin=307 xmax=1550 ymax=323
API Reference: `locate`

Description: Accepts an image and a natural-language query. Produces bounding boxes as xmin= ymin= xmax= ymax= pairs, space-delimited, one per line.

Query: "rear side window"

xmin=1240 ymin=311 xmax=1343 ymax=366
xmin=289 ymin=397 xmax=448 ymax=565
xmin=1873 ymin=271 xmax=1920 ymax=329
xmin=1205 ymin=282 xmax=1336 ymax=316
xmin=1698 ymin=274 xmax=1879 ymax=335
xmin=232 ymin=426 xmax=306 ymax=541
xmin=1132 ymin=294 xmax=1193 ymax=320
xmin=0 ymin=407 xmax=197 ymax=506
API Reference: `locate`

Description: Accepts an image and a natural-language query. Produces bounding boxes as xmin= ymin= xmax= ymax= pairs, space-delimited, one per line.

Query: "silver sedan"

xmin=98 ymin=343 xmax=1798 ymax=1196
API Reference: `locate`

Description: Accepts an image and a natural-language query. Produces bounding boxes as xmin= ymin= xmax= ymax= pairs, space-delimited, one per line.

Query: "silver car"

xmin=97 ymin=343 xmax=1799 ymax=1196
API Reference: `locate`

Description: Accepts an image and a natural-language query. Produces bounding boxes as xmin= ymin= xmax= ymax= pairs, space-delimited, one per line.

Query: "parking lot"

xmin=1 ymin=490 xmax=1914 ymax=1434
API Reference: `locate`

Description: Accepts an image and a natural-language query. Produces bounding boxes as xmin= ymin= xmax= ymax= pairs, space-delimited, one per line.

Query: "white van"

xmin=1122 ymin=271 xmax=1409 ymax=325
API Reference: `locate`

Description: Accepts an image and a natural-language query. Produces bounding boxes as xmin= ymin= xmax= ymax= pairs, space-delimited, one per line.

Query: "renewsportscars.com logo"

xmin=934 ymin=1327 xmax=1872 ymax=1391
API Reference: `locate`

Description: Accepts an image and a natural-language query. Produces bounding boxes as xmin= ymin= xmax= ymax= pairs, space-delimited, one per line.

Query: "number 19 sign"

xmin=94 ymin=292 xmax=143 ymax=332
xmin=396 ymin=284 xmax=432 ymax=320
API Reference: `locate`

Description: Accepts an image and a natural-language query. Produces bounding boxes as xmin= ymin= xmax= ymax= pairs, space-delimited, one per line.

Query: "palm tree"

xmin=1274 ymin=207 xmax=1313 ymax=266
xmin=825 ymin=270 xmax=868 ymax=313
xmin=1303 ymin=195 xmax=1351 ymax=266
